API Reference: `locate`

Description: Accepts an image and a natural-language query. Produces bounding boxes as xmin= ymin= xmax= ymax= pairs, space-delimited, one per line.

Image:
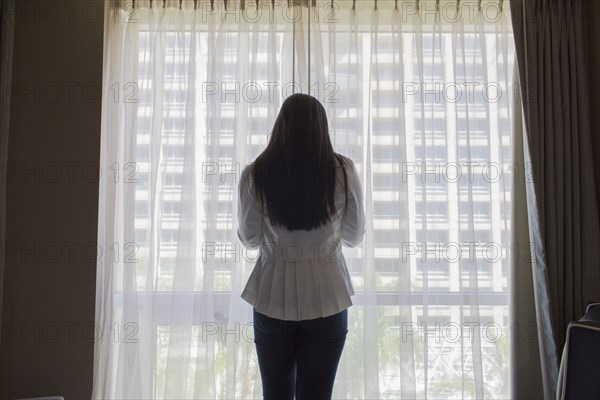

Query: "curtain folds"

xmin=95 ymin=1 xmax=515 ymax=398
xmin=509 ymin=61 xmax=544 ymax=400
xmin=510 ymin=0 xmax=600 ymax=399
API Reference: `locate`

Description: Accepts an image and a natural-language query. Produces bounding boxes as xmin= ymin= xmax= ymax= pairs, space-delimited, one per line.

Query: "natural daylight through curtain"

xmin=94 ymin=0 xmax=515 ymax=398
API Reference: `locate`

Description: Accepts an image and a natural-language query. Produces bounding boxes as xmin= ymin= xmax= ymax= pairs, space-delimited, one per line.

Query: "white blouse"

xmin=237 ymin=155 xmax=366 ymax=321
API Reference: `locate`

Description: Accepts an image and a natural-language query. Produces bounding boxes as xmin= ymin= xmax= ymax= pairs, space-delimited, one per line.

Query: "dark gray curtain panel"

xmin=511 ymin=0 xmax=600 ymax=398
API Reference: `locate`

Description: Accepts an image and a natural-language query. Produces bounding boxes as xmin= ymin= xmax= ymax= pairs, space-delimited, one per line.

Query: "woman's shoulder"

xmin=334 ymin=152 xmax=350 ymax=164
xmin=241 ymin=159 xmax=262 ymax=181
xmin=239 ymin=162 xmax=253 ymax=185
xmin=239 ymin=161 xmax=258 ymax=196
xmin=334 ymin=153 xmax=357 ymax=172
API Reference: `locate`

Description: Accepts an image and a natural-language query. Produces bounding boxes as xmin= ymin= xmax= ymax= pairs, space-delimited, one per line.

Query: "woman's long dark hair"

xmin=250 ymin=93 xmax=349 ymax=231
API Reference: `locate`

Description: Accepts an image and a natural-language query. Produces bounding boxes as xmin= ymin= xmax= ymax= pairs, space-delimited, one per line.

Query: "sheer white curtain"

xmin=94 ymin=0 xmax=515 ymax=398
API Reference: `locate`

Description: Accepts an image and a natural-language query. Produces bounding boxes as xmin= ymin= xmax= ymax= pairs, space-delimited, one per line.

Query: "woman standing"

xmin=237 ymin=93 xmax=366 ymax=400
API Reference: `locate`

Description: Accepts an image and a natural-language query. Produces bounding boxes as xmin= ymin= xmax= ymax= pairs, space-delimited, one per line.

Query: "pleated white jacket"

xmin=237 ymin=155 xmax=366 ymax=321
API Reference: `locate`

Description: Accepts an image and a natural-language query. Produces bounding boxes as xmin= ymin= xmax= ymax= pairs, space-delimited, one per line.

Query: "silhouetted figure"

xmin=238 ymin=93 xmax=366 ymax=400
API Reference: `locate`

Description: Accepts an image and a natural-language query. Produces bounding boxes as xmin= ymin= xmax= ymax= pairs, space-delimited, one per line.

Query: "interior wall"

xmin=0 ymin=1 xmax=103 ymax=398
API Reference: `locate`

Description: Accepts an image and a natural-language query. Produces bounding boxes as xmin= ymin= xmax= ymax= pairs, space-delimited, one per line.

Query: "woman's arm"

xmin=237 ymin=164 xmax=263 ymax=249
xmin=341 ymin=159 xmax=366 ymax=247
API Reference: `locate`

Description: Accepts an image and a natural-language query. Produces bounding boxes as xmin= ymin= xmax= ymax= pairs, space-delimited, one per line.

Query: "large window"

xmin=96 ymin=1 xmax=515 ymax=399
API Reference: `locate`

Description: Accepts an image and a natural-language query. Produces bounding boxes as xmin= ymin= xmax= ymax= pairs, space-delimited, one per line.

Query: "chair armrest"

xmin=585 ymin=302 xmax=600 ymax=314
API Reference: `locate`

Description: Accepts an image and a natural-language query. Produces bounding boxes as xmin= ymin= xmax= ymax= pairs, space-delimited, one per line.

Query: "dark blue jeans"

xmin=253 ymin=308 xmax=348 ymax=400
